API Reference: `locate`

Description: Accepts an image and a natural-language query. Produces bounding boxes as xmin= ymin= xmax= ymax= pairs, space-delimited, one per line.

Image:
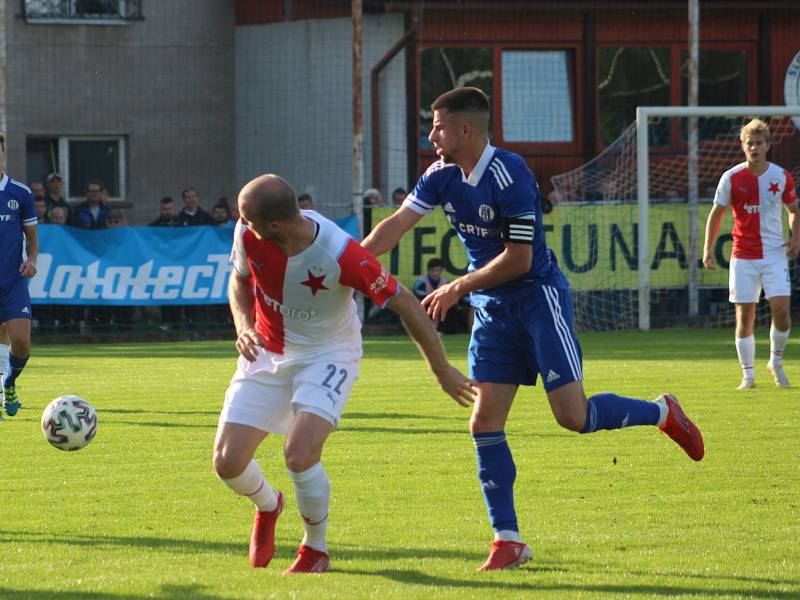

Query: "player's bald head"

xmin=238 ymin=174 xmax=300 ymax=223
xmin=431 ymin=87 xmax=490 ymax=135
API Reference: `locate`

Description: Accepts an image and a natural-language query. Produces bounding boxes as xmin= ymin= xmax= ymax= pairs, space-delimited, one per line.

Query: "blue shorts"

xmin=468 ymin=283 xmax=583 ymax=390
xmin=0 ymin=278 xmax=32 ymax=324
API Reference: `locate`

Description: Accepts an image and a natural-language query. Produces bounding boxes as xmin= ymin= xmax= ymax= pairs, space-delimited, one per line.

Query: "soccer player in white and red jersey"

xmin=704 ymin=118 xmax=800 ymax=389
xmin=213 ymin=174 xmax=474 ymax=574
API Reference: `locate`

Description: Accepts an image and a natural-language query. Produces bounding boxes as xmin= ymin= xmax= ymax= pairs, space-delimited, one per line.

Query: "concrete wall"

xmin=4 ymin=1 xmax=235 ymax=224
xmin=236 ymin=13 xmax=407 ymax=219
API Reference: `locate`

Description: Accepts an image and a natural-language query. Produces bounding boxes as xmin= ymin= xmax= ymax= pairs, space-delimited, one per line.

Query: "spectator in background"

xmin=45 ymin=173 xmax=71 ymax=222
xmin=413 ymin=258 xmax=469 ymax=334
xmin=363 ymin=188 xmax=384 ymax=208
xmin=48 ymin=205 xmax=68 ymax=225
xmin=72 ymin=180 xmax=110 ymax=229
xmin=176 ymin=187 xmax=214 ymax=226
xmin=30 ymin=181 xmax=46 ymax=203
xmin=150 ymin=196 xmax=178 ymax=226
xmin=34 ymin=197 xmax=48 ymax=223
xmin=106 ymin=209 xmax=125 ymax=228
xmin=391 ymin=187 xmax=407 ymax=209
xmin=211 ymin=200 xmax=234 ymax=226
xmin=298 ymin=193 xmax=314 ymax=210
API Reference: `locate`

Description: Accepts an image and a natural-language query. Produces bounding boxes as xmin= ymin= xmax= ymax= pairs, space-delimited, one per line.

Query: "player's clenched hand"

xmin=19 ymin=259 xmax=37 ymax=278
xmin=702 ymin=250 xmax=716 ymax=270
xmin=421 ymin=282 xmax=461 ymax=321
xmin=236 ymin=328 xmax=264 ymax=362
xmin=785 ymin=238 xmax=800 ymax=257
xmin=434 ymin=364 xmax=476 ymax=407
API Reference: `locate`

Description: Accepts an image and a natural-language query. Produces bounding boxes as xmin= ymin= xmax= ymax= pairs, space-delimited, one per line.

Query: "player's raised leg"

xmin=470 ymin=382 xmax=532 ymax=571
xmin=213 ymin=422 xmax=283 ymax=568
xmin=766 ymin=295 xmax=791 ymax=388
xmin=2 ymin=317 xmax=32 ymax=417
xmin=283 ymin=411 xmax=334 ymax=575
xmin=735 ymin=302 xmax=757 ymax=389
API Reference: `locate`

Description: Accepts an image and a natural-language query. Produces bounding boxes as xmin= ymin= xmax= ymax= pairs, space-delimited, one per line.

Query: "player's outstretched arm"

xmin=386 ymin=286 xmax=475 ymax=407
xmin=229 ymin=272 xmax=263 ymax=361
xmin=362 ymin=206 xmax=423 ymax=257
xmin=703 ymin=204 xmax=727 ymax=269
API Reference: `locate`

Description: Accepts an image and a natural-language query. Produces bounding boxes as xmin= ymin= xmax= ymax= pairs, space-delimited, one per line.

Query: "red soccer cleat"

xmin=283 ymin=544 xmax=330 ymax=575
xmin=249 ymin=492 xmax=283 ymax=568
xmin=657 ymin=393 xmax=704 ymax=461
xmin=477 ymin=540 xmax=532 ymax=571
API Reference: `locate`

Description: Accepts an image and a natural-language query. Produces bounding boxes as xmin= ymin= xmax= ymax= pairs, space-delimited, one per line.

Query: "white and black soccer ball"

xmin=41 ymin=395 xmax=98 ymax=451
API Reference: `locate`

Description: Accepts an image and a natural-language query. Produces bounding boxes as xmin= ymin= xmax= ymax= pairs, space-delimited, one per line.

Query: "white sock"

xmin=769 ymin=325 xmax=790 ymax=366
xmin=289 ymin=462 xmax=330 ymax=553
xmin=219 ymin=459 xmax=278 ymax=512
xmin=735 ymin=335 xmax=755 ymax=381
xmin=495 ymin=530 xmax=522 ymax=543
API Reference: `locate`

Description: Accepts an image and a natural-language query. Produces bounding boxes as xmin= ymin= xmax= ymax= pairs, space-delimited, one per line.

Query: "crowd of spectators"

xmin=31 ymin=175 xmax=238 ymax=335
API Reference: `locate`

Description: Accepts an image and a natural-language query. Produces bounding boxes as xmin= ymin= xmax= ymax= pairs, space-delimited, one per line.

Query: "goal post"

xmin=551 ymin=105 xmax=800 ymax=333
xmin=636 ymin=106 xmax=800 ymax=330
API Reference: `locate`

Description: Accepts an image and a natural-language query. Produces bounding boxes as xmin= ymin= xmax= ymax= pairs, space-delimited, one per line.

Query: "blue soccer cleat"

xmin=3 ymin=386 xmax=21 ymax=417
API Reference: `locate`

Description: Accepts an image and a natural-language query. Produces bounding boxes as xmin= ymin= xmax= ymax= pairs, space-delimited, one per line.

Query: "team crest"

xmin=478 ymin=204 xmax=495 ymax=222
xmin=7 ymin=199 xmax=18 ymax=210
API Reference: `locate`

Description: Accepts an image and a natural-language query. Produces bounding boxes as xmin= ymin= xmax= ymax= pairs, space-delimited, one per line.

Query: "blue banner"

xmin=30 ymin=215 xmax=361 ymax=306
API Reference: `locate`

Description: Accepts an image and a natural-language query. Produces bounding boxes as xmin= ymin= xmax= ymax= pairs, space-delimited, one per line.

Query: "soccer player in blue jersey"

xmin=362 ymin=87 xmax=705 ymax=571
xmin=0 ymin=133 xmax=38 ymax=421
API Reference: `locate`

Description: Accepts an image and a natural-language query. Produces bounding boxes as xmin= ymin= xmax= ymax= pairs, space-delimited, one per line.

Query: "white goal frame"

xmin=635 ymin=105 xmax=800 ymax=330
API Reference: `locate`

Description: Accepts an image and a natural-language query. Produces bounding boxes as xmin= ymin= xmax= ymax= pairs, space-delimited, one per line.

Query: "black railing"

xmin=23 ymin=0 xmax=142 ymax=22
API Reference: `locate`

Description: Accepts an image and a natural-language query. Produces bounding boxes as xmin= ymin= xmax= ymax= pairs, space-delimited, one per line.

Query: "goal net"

xmin=551 ymin=106 xmax=800 ymax=332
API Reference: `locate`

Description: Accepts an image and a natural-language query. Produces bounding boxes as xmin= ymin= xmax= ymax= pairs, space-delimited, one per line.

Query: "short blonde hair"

xmin=739 ymin=118 xmax=770 ymax=143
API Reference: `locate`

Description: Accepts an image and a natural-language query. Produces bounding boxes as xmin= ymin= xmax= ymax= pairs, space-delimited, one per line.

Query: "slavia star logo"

xmin=769 ymin=181 xmax=781 ymax=195
xmin=301 ymin=270 xmax=329 ymax=295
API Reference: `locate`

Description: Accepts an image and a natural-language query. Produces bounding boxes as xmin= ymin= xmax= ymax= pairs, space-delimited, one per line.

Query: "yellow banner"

xmin=369 ymin=204 xmax=738 ymax=291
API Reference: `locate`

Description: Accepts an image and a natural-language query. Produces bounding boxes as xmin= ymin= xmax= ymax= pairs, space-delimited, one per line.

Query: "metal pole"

xmin=687 ymin=0 xmax=700 ymax=318
xmin=636 ymin=107 xmax=650 ymax=331
xmin=352 ymin=0 xmax=364 ymax=234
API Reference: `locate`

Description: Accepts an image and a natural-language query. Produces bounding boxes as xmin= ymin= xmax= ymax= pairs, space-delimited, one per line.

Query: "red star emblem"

xmin=301 ymin=270 xmax=329 ymax=295
xmin=769 ymin=181 xmax=780 ymax=194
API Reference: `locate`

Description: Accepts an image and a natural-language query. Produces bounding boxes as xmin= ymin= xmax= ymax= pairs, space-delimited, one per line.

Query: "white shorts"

xmin=219 ymin=346 xmax=361 ymax=435
xmin=729 ymin=254 xmax=791 ymax=303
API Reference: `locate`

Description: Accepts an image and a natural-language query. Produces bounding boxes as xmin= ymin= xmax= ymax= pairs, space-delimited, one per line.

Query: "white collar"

xmin=463 ymin=143 xmax=495 ymax=187
xmin=0 ymin=174 xmax=8 ymax=191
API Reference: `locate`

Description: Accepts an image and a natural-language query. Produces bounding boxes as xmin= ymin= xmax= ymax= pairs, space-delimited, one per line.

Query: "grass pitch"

xmin=0 ymin=328 xmax=798 ymax=599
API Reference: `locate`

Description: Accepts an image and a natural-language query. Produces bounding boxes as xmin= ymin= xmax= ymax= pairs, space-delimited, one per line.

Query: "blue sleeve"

xmin=498 ymin=159 xmax=539 ymax=220
xmin=405 ymin=162 xmax=446 ymax=215
xmin=20 ymin=188 xmax=36 ymax=226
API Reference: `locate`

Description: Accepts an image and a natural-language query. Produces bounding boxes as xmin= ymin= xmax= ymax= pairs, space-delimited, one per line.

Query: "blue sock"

xmin=3 ymin=353 xmax=29 ymax=388
xmin=582 ymin=392 xmax=661 ymax=433
xmin=473 ymin=431 xmax=518 ymax=533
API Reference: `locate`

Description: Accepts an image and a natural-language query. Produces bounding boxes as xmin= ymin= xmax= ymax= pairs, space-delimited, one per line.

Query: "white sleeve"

xmin=713 ymin=172 xmax=731 ymax=207
xmin=230 ymin=220 xmax=250 ymax=277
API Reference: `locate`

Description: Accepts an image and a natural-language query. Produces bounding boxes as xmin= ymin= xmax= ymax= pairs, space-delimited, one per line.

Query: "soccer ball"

xmin=41 ymin=395 xmax=98 ymax=451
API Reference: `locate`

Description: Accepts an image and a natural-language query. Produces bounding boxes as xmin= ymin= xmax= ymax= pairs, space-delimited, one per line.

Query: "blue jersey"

xmin=0 ymin=174 xmax=36 ymax=285
xmin=406 ymin=143 xmax=566 ymax=307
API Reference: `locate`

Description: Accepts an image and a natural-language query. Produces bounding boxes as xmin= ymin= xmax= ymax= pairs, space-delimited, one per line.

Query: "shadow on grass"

xmin=345 ymin=411 xmax=455 ymax=421
xmin=110 ymin=420 xmax=216 ymax=429
xmin=348 ymin=568 xmax=799 ymax=598
xmin=0 ymin=584 xmax=225 ymax=599
xmin=101 ymin=408 xmax=220 ymax=417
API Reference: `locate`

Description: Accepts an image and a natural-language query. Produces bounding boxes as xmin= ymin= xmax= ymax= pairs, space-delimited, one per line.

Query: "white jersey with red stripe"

xmin=231 ymin=210 xmax=399 ymax=356
xmin=714 ymin=162 xmax=798 ymax=259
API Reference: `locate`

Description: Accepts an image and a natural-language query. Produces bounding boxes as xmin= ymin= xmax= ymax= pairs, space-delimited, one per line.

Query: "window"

xmin=419 ymin=47 xmax=493 ymax=148
xmin=26 ymin=136 xmax=126 ymax=201
xmin=23 ymin=0 xmax=142 ymax=24
xmin=598 ymin=47 xmax=672 ymax=147
xmin=502 ymin=51 xmax=574 ymax=143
